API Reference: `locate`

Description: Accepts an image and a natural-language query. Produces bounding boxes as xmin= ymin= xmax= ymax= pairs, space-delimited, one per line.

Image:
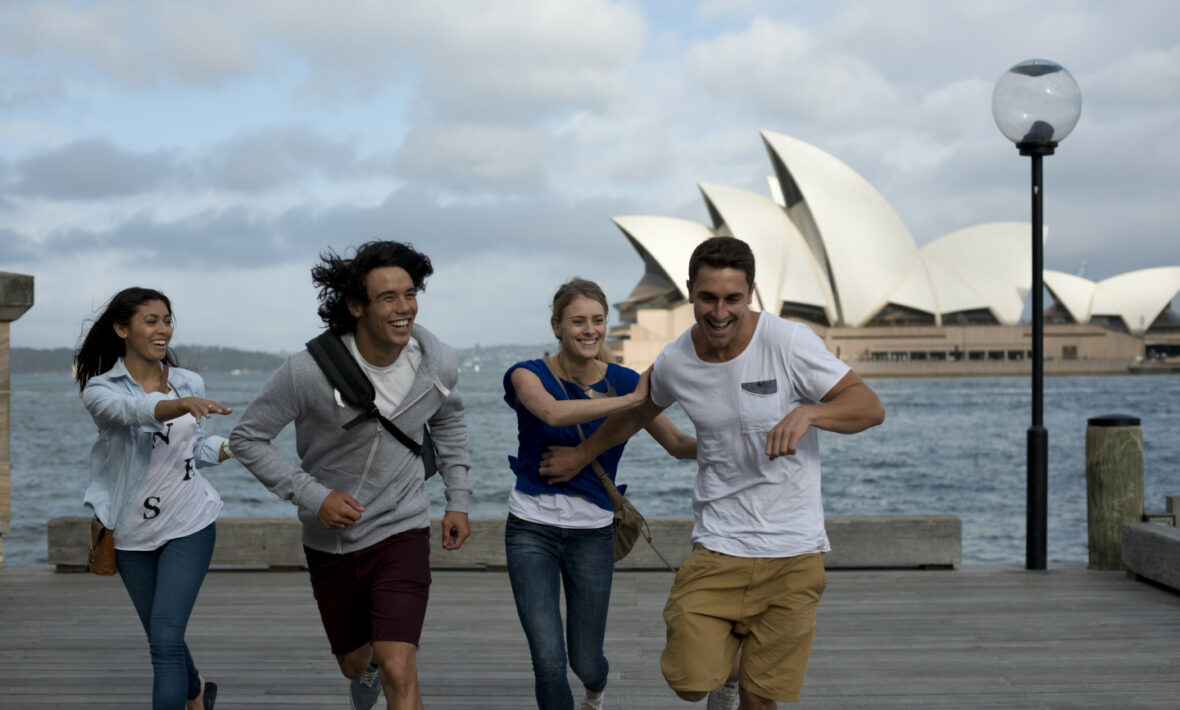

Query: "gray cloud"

xmin=13 ymin=139 xmax=181 ymax=199
xmin=0 ymin=1 xmax=259 ymax=90
xmin=4 ymin=0 xmax=1179 ymax=351
xmin=199 ymin=125 xmax=374 ymax=193
xmin=393 ymin=124 xmax=564 ymax=194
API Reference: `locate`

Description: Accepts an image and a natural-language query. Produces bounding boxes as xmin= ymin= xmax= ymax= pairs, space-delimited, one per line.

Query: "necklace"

xmin=553 ymin=356 xmax=616 ymax=399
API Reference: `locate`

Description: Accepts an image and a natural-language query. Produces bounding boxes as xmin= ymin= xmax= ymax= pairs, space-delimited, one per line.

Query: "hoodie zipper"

xmin=333 ymin=375 xmax=447 ymax=553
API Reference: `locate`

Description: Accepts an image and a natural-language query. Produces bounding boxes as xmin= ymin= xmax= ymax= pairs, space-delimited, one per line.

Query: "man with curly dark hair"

xmin=231 ymin=240 xmax=472 ymax=710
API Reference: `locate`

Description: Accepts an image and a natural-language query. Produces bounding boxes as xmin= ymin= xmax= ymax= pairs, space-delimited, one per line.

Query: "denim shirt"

xmin=82 ymin=359 xmax=226 ymax=529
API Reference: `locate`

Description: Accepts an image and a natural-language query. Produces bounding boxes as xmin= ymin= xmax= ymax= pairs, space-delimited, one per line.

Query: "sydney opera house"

xmin=607 ymin=131 xmax=1180 ymax=375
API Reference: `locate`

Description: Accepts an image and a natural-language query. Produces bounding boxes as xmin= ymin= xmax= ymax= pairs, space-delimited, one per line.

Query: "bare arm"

xmin=153 ymin=397 xmax=231 ymax=424
xmin=511 ymin=366 xmax=648 ymax=428
xmin=644 ymin=412 xmax=696 ymax=460
xmin=765 ymin=370 xmax=885 ymax=459
xmin=538 ymin=398 xmax=666 ymax=483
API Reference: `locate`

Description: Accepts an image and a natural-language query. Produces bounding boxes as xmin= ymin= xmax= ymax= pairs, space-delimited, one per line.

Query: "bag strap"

xmin=540 ymin=358 xmax=622 ymax=493
xmin=541 ymin=356 xmax=675 ymax=570
xmin=306 ymin=331 xmax=423 ymax=458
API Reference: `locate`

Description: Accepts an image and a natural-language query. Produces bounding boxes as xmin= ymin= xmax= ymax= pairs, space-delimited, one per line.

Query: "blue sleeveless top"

xmin=503 ymin=359 xmax=640 ymax=511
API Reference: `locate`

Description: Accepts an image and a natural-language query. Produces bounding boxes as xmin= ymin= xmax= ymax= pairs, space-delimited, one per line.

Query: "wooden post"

xmin=1085 ymin=414 xmax=1144 ymax=570
xmin=0 ymin=273 xmax=35 ymax=570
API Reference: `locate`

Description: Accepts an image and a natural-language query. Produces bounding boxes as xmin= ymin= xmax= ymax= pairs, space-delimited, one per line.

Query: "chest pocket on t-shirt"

xmin=738 ymin=379 xmax=782 ymax=430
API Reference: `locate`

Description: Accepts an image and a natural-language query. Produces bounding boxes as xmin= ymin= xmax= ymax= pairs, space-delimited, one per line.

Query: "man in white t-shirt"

xmin=541 ymin=236 xmax=885 ymax=708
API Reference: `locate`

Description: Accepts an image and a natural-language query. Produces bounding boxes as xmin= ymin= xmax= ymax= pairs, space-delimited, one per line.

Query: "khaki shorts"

xmin=660 ymin=545 xmax=826 ymax=702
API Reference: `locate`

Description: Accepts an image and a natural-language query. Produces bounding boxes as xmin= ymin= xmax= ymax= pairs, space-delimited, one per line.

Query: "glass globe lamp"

xmin=992 ymin=59 xmax=1082 ymax=154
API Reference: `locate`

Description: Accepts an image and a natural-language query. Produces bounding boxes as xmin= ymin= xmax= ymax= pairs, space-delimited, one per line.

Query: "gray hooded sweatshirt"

xmin=229 ymin=324 xmax=472 ymax=555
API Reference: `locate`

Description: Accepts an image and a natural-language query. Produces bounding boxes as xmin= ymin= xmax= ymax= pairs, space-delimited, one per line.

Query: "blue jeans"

xmin=116 ymin=522 xmax=216 ymax=709
xmin=505 ymin=514 xmax=614 ymax=710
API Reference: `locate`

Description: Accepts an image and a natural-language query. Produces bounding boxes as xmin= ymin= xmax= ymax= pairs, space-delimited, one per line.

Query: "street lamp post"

xmin=992 ymin=59 xmax=1082 ymax=570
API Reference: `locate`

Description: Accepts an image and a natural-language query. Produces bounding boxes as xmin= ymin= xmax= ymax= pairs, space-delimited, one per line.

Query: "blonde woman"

xmin=502 ymin=278 xmax=695 ymax=710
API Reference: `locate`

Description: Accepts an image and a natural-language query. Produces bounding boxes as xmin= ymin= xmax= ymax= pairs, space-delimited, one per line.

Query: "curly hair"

xmin=74 ymin=287 xmax=177 ymax=392
xmin=311 ymin=240 xmax=434 ymax=335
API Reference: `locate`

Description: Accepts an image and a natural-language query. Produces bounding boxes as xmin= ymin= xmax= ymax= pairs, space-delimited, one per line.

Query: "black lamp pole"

xmin=994 ymin=58 xmax=1081 ymax=571
xmin=1020 ymin=138 xmax=1054 ymax=571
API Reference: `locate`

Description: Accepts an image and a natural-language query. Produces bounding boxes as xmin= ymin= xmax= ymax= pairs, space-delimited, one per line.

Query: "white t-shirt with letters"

xmin=115 ymin=392 xmax=223 ymax=551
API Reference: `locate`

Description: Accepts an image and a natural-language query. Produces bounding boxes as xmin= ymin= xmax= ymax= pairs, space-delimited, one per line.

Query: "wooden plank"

xmin=1 ymin=564 xmax=1178 ymax=708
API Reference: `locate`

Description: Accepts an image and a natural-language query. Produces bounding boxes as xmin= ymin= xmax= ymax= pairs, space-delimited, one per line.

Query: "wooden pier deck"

xmin=1 ymin=565 xmax=1178 ymax=708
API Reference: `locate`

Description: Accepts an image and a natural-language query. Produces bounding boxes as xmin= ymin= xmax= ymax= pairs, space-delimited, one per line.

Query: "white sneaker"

xmin=707 ymin=682 xmax=739 ymax=710
xmin=579 ymin=693 xmax=604 ymax=710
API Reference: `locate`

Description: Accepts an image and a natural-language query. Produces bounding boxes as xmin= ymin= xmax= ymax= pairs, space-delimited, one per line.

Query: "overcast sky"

xmin=4 ymin=0 xmax=1179 ymax=354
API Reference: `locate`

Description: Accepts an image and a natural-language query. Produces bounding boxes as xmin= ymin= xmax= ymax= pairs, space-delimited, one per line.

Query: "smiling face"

xmin=687 ymin=265 xmax=756 ymax=361
xmin=348 ymin=265 xmax=418 ymax=366
xmin=553 ymin=295 xmax=608 ymax=364
xmin=114 ymin=299 xmax=173 ymax=366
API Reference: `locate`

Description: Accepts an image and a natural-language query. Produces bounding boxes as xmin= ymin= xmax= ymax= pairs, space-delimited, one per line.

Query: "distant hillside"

xmin=10 ymin=345 xmax=286 ymax=375
xmin=10 ymin=348 xmax=75 ymax=374
xmin=10 ymin=342 xmax=552 ymax=375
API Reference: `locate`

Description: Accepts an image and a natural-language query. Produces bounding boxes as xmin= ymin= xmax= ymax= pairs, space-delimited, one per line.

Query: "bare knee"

xmin=739 ymin=688 xmax=777 ymax=709
xmin=378 ymin=654 xmax=416 ymax=685
xmin=336 ymin=644 xmax=373 ymax=679
xmin=675 ymin=690 xmax=707 ymax=702
xmin=374 ymin=641 xmax=419 ymax=688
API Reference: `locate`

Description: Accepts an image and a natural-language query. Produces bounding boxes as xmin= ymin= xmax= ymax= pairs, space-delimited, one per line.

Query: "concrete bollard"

xmin=1085 ymin=414 xmax=1144 ymax=570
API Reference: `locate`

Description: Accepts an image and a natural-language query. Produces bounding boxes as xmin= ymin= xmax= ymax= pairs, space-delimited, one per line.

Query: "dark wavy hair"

xmin=74 ymin=287 xmax=177 ymax=392
xmin=687 ymin=236 xmax=756 ymax=288
xmin=311 ymin=240 xmax=434 ymax=335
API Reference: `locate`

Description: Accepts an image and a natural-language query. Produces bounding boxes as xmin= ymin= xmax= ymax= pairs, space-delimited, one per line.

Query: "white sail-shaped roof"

xmin=920 ymin=222 xmax=1037 ymax=325
xmin=761 ymin=129 xmax=925 ymax=326
xmin=698 ymin=182 xmax=836 ymax=323
xmin=1092 ymin=267 xmax=1180 ymax=334
xmin=612 ymin=215 xmax=716 ymax=302
xmin=612 ymin=131 xmax=1180 ymax=342
xmin=1044 ymin=270 xmax=1097 ymax=323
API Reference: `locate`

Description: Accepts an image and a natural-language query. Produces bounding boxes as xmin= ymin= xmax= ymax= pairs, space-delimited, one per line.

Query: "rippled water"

xmin=7 ymin=370 xmax=1178 ymax=566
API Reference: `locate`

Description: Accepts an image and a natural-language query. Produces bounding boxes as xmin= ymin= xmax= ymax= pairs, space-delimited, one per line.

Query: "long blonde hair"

xmin=550 ymin=278 xmax=614 ymax=363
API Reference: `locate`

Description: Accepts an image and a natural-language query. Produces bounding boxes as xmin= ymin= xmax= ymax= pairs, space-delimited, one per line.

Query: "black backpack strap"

xmin=306 ymin=332 xmax=375 ymax=410
xmin=376 ymin=416 xmax=423 ymax=457
xmin=305 ymin=331 xmax=423 ymax=457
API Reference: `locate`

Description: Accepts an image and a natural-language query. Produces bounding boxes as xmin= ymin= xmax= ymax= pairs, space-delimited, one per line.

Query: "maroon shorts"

xmin=304 ymin=527 xmax=432 ymax=656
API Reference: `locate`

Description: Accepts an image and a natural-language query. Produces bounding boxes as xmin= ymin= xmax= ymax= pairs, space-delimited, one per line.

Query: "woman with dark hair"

xmin=503 ymin=277 xmax=696 ymax=710
xmin=75 ymin=287 xmax=231 ymax=710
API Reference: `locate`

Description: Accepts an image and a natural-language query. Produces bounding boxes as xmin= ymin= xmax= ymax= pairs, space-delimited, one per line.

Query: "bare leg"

xmin=373 ymin=640 xmax=423 ymax=710
xmin=738 ymin=688 xmax=775 ymax=709
xmin=337 ymin=643 xmax=375 ymax=679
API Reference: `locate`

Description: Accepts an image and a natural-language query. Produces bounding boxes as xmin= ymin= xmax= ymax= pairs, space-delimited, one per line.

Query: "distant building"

xmin=609 ymin=131 xmax=1180 ymax=374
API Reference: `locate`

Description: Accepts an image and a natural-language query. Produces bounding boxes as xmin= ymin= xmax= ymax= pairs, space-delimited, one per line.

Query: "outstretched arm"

xmin=511 ymin=365 xmax=650 ymax=428
xmin=538 ymin=398 xmax=666 ymax=483
xmin=765 ymin=370 xmax=885 ymax=459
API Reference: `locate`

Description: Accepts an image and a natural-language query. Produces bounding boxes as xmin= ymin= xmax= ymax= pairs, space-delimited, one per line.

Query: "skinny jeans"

xmin=505 ymin=514 xmax=614 ymax=710
xmin=116 ymin=522 xmax=216 ymax=709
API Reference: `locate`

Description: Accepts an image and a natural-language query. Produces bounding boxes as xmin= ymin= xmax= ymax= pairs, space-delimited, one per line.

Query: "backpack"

xmin=305 ymin=331 xmax=438 ymax=479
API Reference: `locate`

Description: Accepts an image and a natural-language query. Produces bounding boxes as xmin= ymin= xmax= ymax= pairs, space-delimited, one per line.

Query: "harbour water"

xmin=6 ymin=368 xmax=1178 ymax=567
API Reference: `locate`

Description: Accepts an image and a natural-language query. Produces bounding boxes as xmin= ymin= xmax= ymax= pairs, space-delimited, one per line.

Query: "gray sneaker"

xmin=707 ymin=682 xmax=739 ymax=710
xmin=349 ymin=664 xmax=381 ymax=710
